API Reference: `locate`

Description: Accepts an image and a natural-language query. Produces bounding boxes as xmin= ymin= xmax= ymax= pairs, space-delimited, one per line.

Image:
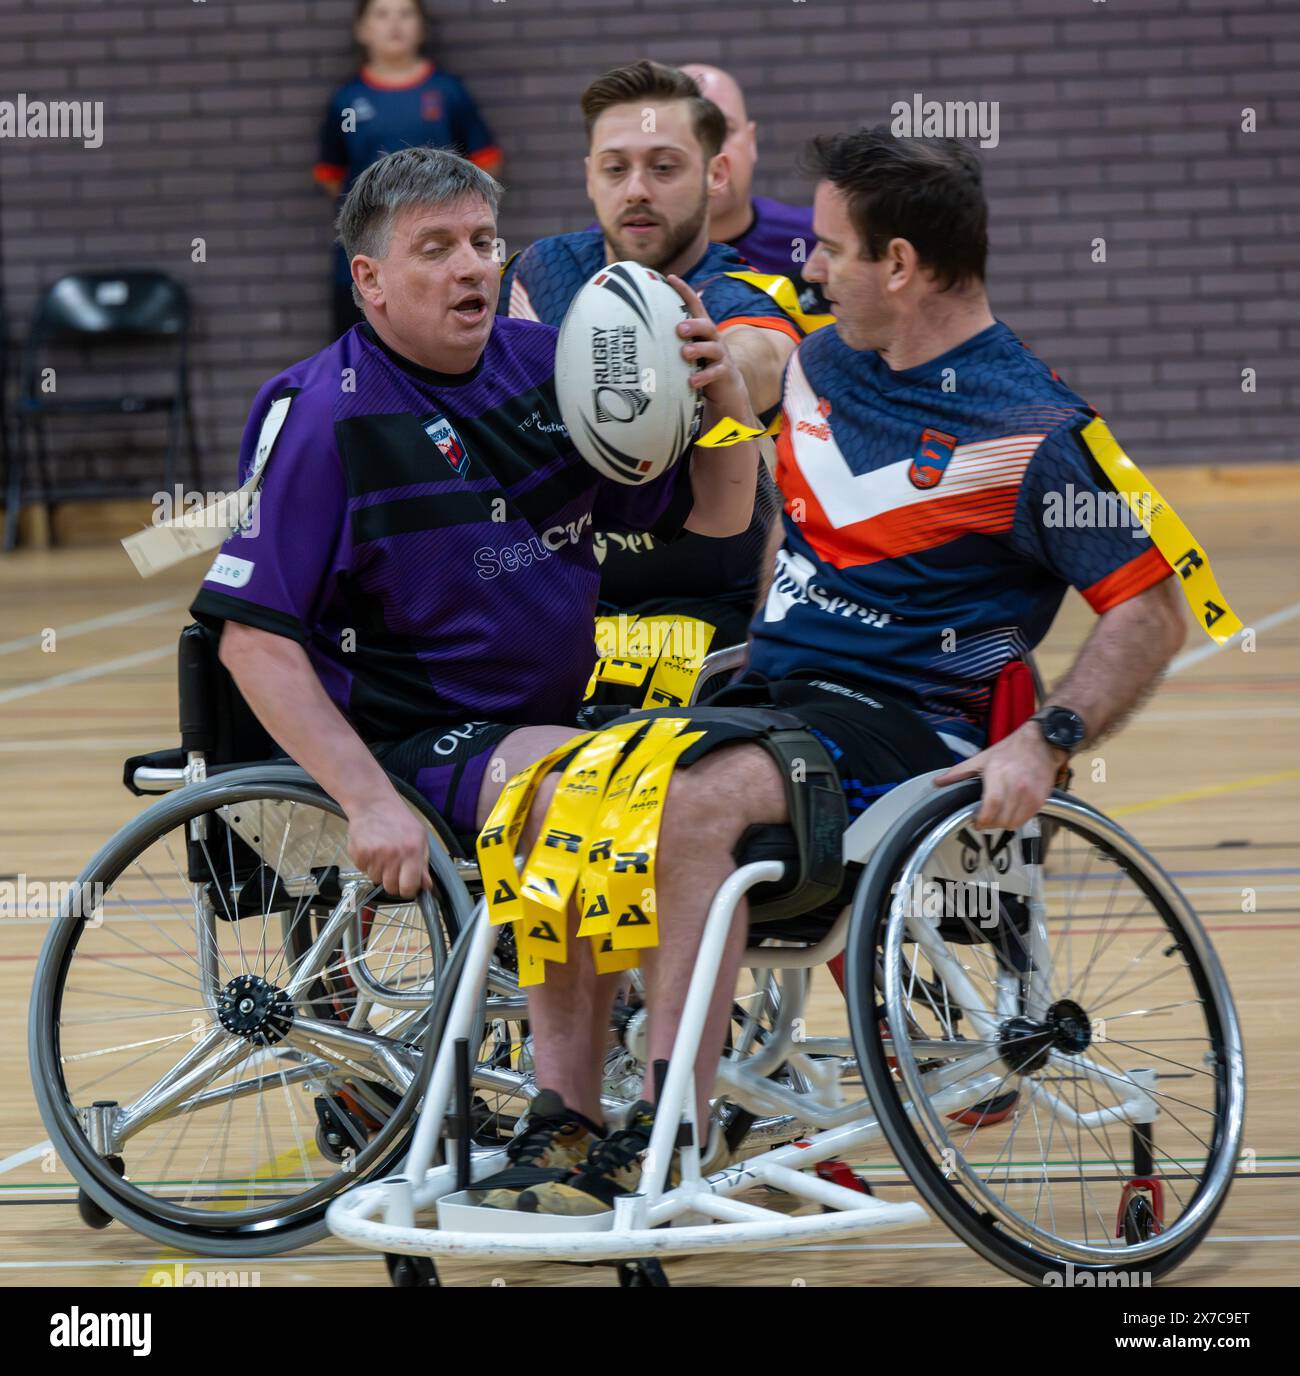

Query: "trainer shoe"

xmin=470 ymin=1089 xmax=604 ymax=1210
xmin=517 ymin=1100 xmax=657 ymax=1216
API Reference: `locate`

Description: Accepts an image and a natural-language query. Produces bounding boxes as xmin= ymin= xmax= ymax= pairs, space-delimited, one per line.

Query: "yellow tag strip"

xmin=577 ymin=719 xmax=691 ymax=941
xmin=607 ymin=729 xmax=704 ymax=952
xmin=477 ymin=734 xmax=591 ymax=928
xmin=723 ymin=269 xmax=836 ymax=335
xmin=696 ymin=415 xmax=766 ymax=448
xmin=1079 ymin=417 xmax=1244 ymax=645
xmin=517 ymin=722 xmax=644 ymax=968
xmin=639 ymin=615 xmax=716 ymax=709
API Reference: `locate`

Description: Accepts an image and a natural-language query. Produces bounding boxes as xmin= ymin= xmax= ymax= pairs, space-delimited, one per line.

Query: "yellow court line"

xmin=1109 ymin=767 xmax=1300 ymax=818
xmin=137 ymin=1137 xmax=325 ymax=1286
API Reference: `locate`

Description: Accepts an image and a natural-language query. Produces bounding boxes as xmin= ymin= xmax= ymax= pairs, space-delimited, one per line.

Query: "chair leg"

xmin=163 ymin=399 xmax=181 ymax=497
xmin=183 ymin=388 xmax=200 ymax=490
xmin=4 ymin=417 xmax=24 ymax=552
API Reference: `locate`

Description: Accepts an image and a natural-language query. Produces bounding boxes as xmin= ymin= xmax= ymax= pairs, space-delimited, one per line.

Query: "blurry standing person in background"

xmin=315 ymin=0 xmax=503 ymax=337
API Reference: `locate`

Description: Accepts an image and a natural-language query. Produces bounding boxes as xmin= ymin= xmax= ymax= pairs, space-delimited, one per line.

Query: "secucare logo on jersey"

xmin=777 ymin=350 xmax=1045 ymax=570
xmin=423 ymin=413 xmax=469 ymax=476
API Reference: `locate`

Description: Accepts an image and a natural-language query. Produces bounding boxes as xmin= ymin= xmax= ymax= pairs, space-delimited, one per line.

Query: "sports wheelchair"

xmin=29 ymin=625 xmax=1245 ymax=1285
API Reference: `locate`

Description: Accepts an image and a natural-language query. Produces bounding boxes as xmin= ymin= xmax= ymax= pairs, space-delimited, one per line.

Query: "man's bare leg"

xmin=474 ymin=726 xmax=621 ymax=1123
xmin=639 ymin=744 xmax=789 ymax=1132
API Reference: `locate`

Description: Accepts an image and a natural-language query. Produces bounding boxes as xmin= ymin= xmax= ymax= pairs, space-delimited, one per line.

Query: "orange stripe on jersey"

xmin=718 ymin=314 xmax=802 ymax=345
xmin=1081 ymin=544 xmax=1172 ymax=614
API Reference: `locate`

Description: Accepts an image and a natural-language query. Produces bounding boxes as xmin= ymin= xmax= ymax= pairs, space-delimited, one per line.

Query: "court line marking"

xmin=0 ymin=645 xmax=174 ymax=707
xmin=1110 ymin=767 xmax=1300 ymax=819
xmin=0 ymin=1140 xmax=52 ymax=1175
xmin=0 ymin=598 xmax=185 ymax=658
xmin=0 ymin=1233 xmax=1296 ymax=1272
xmin=1167 ymin=597 xmax=1300 ymax=677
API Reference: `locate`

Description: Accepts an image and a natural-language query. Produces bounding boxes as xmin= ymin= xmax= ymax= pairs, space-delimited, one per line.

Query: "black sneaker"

xmin=470 ymin=1089 xmax=604 ymax=1211
xmin=517 ymin=1100 xmax=657 ymax=1216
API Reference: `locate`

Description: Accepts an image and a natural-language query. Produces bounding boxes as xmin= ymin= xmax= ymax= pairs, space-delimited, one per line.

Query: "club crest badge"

xmin=908 ymin=427 xmax=958 ymax=489
xmin=424 ymin=413 xmax=469 ymax=476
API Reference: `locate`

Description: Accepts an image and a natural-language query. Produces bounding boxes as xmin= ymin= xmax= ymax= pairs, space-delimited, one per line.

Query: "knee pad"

xmin=603 ymin=705 xmax=848 ymax=923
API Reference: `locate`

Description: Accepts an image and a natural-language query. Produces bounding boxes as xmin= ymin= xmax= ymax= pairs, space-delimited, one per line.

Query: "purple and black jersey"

xmin=501 ymin=228 xmax=800 ymax=640
xmin=191 ymin=319 xmax=692 ymax=741
xmin=726 ymin=195 xmax=830 ymax=320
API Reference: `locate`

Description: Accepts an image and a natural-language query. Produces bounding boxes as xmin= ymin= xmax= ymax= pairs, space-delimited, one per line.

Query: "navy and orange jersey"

xmin=748 ymin=320 xmax=1173 ymax=751
xmin=499 ymin=229 xmax=802 ymax=348
xmin=316 ymin=61 xmax=501 ymax=285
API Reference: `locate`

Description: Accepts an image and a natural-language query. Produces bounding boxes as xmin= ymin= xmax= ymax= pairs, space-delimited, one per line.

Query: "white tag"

xmin=121 ymin=395 xmax=293 ymax=578
xmin=206 ymin=554 xmax=255 ymax=588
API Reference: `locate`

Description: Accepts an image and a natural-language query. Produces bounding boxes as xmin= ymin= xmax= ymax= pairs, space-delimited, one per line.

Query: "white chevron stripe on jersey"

xmin=509 ymin=275 xmax=539 ymax=321
xmin=784 ymin=350 xmax=1045 ymax=530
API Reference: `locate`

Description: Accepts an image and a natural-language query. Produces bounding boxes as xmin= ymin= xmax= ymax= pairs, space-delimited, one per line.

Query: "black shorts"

xmin=706 ymin=672 xmax=962 ymax=821
xmin=372 ymin=721 xmax=517 ymax=851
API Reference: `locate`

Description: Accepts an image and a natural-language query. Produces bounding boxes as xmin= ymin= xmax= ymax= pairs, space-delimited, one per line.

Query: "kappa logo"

xmin=908 ymin=427 xmax=958 ymax=489
xmin=424 ymin=413 xmax=469 ymax=476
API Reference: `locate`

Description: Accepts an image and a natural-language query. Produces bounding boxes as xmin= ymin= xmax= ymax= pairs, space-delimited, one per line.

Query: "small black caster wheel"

xmin=616 ymin=1259 xmax=669 ymax=1287
xmin=1122 ymin=1194 xmax=1160 ymax=1245
xmin=76 ymin=1154 xmax=125 ymax=1230
xmin=385 ymin=1253 xmax=440 ymax=1287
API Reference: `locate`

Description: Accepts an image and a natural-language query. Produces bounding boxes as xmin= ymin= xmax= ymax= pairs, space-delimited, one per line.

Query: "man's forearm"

xmin=1045 ymin=577 xmax=1187 ymax=745
xmin=683 ymin=389 xmax=761 ymax=538
xmin=218 ymin=622 xmax=397 ymax=815
xmin=721 ymin=325 xmax=793 ymax=417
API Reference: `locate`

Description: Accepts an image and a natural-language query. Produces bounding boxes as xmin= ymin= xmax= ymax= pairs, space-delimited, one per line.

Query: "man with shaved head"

xmin=681 ymin=63 xmax=828 ymax=317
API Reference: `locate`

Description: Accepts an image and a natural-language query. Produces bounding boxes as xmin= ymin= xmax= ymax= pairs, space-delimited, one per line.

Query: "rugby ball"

xmin=554 ymin=260 xmax=703 ymax=485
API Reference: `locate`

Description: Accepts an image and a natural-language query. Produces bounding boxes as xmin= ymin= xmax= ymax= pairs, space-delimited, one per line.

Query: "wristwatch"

xmin=1032 ymin=706 xmax=1087 ymax=756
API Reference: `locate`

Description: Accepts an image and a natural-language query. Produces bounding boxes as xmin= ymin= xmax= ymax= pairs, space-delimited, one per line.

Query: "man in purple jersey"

xmin=682 ymin=63 xmax=830 ymax=319
xmin=192 ymin=146 xmax=762 ymax=894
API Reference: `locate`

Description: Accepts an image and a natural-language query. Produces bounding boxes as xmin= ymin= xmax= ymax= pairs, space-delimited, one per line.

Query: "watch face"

xmin=1043 ymin=709 xmax=1085 ymax=750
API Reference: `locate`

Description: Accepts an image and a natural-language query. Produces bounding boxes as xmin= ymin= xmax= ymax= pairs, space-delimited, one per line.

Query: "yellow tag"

xmin=592 ymin=932 xmax=640 ymax=976
xmin=517 ymin=723 xmax=642 ymax=967
xmin=607 ymin=730 xmax=705 ymax=951
xmin=577 ymin=719 xmax=690 ymax=940
xmin=723 ymin=270 xmax=836 ymax=335
xmin=1079 ymin=417 xmax=1244 ymax=645
xmin=477 ymin=734 xmax=591 ymax=927
xmin=639 ymin=615 xmax=716 ymax=708
xmin=696 ymin=415 xmax=766 ymax=448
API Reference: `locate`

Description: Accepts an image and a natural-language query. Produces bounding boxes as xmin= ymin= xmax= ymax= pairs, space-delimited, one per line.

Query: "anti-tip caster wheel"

xmin=385 ymin=1253 xmax=441 ymax=1287
xmin=616 ymin=1259 xmax=669 ymax=1287
xmin=1122 ymin=1194 xmax=1161 ymax=1245
xmin=76 ymin=1154 xmax=125 ymax=1230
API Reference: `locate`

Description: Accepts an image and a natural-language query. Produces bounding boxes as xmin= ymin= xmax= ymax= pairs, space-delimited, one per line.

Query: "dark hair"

xmin=354 ymin=0 xmax=428 ymax=25
xmin=581 ymin=59 xmax=726 ymax=161
xmin=805 ymin=126 xmax=988 ymax=288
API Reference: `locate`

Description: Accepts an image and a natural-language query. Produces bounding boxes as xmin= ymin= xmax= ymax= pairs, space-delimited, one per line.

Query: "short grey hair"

xmin=336 ymin=146 xmax=503 ymax=306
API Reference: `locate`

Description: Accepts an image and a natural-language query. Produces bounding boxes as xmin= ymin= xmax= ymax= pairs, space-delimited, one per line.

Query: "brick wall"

xmin=0 ymin=0 xmax=1295 ymax=494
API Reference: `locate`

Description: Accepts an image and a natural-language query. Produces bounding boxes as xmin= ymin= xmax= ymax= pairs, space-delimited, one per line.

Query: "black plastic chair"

xmin=5 ymin=270 xmax=199 ymax=551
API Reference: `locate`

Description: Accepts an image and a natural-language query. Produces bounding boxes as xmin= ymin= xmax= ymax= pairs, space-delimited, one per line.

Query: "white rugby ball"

xmin=554 ymin=260 xmax=703 ymax=485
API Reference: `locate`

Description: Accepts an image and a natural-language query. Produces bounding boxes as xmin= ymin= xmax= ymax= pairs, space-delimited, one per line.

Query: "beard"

xmin=603 ymin=184 xmax=709 ymax=270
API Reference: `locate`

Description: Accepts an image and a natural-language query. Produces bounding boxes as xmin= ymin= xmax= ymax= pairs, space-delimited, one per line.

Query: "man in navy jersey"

xmin=450 ymin=128 xmax=1192 ymax=1219
xmin=502 ymin=61 xmax=799 ymax=649
xmin=681 ymin=63 xmax=830 ymax=319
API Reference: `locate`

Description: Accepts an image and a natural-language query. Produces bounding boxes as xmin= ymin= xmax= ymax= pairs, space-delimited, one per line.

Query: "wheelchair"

xmin=29 ymin=626 xmax=1245 ymax=1284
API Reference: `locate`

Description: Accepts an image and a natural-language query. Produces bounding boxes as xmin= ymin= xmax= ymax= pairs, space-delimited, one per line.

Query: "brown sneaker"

xmin=470 ymin=1089 xmax=603 ymax=1211
xmin=517 ymin=1101 xmax=657 ymax=1216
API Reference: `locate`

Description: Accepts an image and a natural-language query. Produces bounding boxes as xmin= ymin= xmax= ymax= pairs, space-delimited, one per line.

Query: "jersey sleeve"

xmin=190 ymin=388 xmax=349 ymax=644
xmin=314 ymin=92 xmax=349 ymax=190
xmin=1010 ymin=422 xmax=1173 ymax=614
xmin=698 ymin=272 xmax=802 ymax=345
xmin=445 ymin=76 xmax=502 ymax=172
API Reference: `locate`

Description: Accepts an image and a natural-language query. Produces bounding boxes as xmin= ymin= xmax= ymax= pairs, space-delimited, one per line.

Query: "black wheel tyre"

xmin=616 ymin=1259 xmax=669 ymax=1287
xmin=385 ymin=1253 xmax=440 ymax=1287
xmin=1123 ymin=1196 xmax=1160 ymax=1246
xmin=845 ymin=781 xmax=1238 ymax=1287
xmin=77 ymin=1155 xmax=125 ymax=1230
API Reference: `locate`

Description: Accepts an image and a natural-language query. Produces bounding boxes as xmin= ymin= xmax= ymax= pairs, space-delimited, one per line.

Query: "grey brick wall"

xmin=0 ymin=0 xmax=1295 ymax=493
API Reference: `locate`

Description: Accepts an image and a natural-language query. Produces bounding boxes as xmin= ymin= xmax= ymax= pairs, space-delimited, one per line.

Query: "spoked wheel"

xmin=847 ymin=782 xmax=1245 ymax=1287
xmin=28 ymin=767 xmax=474 ymax=1255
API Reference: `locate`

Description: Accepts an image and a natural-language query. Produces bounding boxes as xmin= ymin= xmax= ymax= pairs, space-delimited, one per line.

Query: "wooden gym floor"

xmin=0 ymin=464 xmax=1296 ymax=1288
